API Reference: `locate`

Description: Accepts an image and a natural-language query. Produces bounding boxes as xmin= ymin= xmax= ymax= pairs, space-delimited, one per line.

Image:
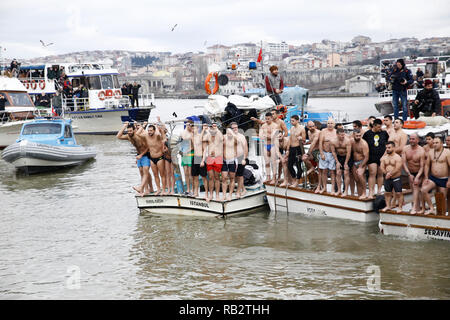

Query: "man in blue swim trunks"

xmin=259 ymin=112 xmax=279 ymax=183
xmin=117 ymin=122 xmax=153 ymax=196
xmin=421 ymin=136 xmax=450 ymax=215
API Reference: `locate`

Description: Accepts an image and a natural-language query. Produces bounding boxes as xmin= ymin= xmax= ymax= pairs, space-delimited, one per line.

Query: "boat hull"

xmin=379 ymin=211 xmax=450 ymax=241
xmin=2 ymin=141 xmax=96 ymax=172
xmin=136 ymin=189 xmax=268 ymax=217
xmin=265 ymin=183 xmax=379 ymax=222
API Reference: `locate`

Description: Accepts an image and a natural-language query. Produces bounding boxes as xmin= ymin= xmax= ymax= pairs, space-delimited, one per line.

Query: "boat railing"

xmin=378 ymin=88 xmax=450 ymax=99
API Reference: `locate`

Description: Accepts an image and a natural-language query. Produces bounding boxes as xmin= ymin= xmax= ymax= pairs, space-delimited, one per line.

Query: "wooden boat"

xmin=265 ymin=182 xmax=380 ymax=222
xmin=379 ymin=210 xmax=450 ymax=241
xmin=136 ymin=188 xmax=268 ymax=217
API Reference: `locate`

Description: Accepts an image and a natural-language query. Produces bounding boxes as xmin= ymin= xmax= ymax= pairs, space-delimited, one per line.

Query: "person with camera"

xmin=387 ymin=59 xmax=413 ymax=121
xmin=411 ymin=79 xmax=441 ymax=119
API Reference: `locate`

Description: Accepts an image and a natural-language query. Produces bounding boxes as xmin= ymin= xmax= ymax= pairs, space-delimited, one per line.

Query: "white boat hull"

xmin=136 ymin=189 xmax=268 ymax=217
xmin=265 ymin=183 xmax=379 ymax=222
xmin=379 ymin=211 xmax=450 ymax=241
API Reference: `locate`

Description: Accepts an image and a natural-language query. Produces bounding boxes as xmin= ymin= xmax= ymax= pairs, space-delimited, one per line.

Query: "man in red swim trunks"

xmin=205 ymin=123 xmax=223 ymax=201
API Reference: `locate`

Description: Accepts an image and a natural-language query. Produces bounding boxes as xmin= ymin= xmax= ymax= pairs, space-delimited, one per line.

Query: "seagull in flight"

xmin=171 ymin=24 xmax=178 ymax=31
xmin=40 ymin=40 xmax=54 ymax=47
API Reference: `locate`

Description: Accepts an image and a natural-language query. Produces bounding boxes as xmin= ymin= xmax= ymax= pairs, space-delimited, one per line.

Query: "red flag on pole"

xmin=257 ymin=48 xmax=262 ymax=63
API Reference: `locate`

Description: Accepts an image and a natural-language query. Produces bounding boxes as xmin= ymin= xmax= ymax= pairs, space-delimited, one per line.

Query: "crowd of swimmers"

xmin=118 ymin=111 xmax=450 ymax=214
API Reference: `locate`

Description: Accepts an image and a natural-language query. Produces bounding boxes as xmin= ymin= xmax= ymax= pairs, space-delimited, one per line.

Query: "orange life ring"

xmin=403 ymin=120 xmax=426 ymax=129
xmin=105 ymin=89 xmax=113 ymax=99
xmin=23 ymin=80 xmax=30 ymax=89
xmin=114 ymin=89 xmax=121 ymax=99
xmin=39 ymin=80 xmax=45 ymax=90
xmin=98 ymin=91 xmax=105 ymax=101
xmin=205 ymin=72 xmax=219 ymax=95
xmin=30 ymin=80 xmax=37 ymax=90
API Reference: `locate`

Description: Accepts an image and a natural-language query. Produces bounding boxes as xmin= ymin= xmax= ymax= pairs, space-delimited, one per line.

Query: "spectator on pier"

xmin=265 ymin=65 xmax=284 ymax=105
xmin=10 ymin=59 xmax=19 ymax=77
xmin=36 ymin=93 xmax=50 ymax=108
xmin=387 ymin=59 xmax=413 ymax=121
xmin=412 ymin=79 xmax=441 ymax=118
xmin=51 ymin=92 xmax=62 ymax=116
xmin=433 ymin=79 xmax=441 ymax=89
xmin=121 ymin=83 xmax=129 ymax=96
xmin=48 ymin=65 xmax=61 ymax=80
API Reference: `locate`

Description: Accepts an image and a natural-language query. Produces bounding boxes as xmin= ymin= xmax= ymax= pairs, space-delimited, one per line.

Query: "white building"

xmin=345 ymin=75 xmax=375 ymax=94
xmin=264 ymin=41 xmax=289 ymax=58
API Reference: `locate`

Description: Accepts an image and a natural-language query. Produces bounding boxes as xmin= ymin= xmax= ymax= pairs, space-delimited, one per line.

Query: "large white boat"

xmin=0 ymin=76 xmax=37 ymax=149
xmin=15 ymin=62 xmax=155 ymax=134
xmin=375 ymin=55 xmax=450 ymax=116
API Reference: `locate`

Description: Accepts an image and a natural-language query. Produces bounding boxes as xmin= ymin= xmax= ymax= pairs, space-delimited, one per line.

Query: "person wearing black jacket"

xmin=412 ymin=79 xmax=441 ymax=118
xmin=131 ymin=82 xmax=141 ymax=107
xmin=387 ymin=59 xmax=413 ymax=121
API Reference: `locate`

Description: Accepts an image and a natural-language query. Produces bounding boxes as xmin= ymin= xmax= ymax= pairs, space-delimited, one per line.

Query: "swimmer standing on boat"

xmin=205 ymin=123 xmax=223 ymax=201
xmin=116 ymin=122 xmax=153 ymax=196
xmin=317 ymin=118 xmax=337 ymax=194
xmin=222 ymin=128 xmax=239 ymax=201
xmin=231 ymin=122 xmax=248 ymax=199
xmin=287 ymin=115 xmax=306 ymax=187
xmin=259 ymin=112 xmax=279 ymax=184
xmin=191 ymin=123 xmax=209 ymax=199
xmin=402 ymin=133 xmax=425 ymax=214
xmin=181 ymin=121 xmax=194 ymax=195
xmin=380 ymin=141 xmax=404 ymax=212
xmin=331 ymin=128 xmax=353 ymax=197
xmin=351 ymin=129 xmax=369 ymax=199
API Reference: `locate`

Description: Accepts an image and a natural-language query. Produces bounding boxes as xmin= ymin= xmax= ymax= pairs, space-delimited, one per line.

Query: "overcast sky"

xmin=1 ymin=0 xmax=449 ymax=59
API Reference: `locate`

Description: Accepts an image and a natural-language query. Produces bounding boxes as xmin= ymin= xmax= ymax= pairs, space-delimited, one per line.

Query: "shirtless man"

xmin=251 ymin=109 xmax=288 ymax=137
xmin=191 ymin=123 xmax=209 ymax=199
xmin=446 ymin=135 xmax=450 ymax=149
xmin=274 ymin=130 xmax=291 ymax=187
xmin=380 ymin=141 xmax=403 ymax=211
xmin=351 ymin=129 xmax=369 ymax=199
xmin=331 ymin=128 xmax=353 ymax=196
xmin=383 ymin=115 xmax=395 ymax=136
xmin=181 ymin=121 xmax=194 ymax=195
xmin=423 ymin=132 xmax=435 ymax=155
xmin=389 ymin=119 xmax=408 ymax=155
xmin=117 ymin=122 xmax=152 ymax=196
xmin=363 ymin=119 xmax=389 ymax=199
xmin=231 ymin=122 xmax=248 ymax=198
xmin=316 ymin=118 xmax=337 ymax=194
xmin=302 ymin=120 xmax=320 ymax=172
xmin=259 ymin=112 xmax=279 ymax=183
xmin=421 ymin=137 xmax=450 ymax=215
xmin=352 ymin=120 xmax=367 ymax=136
xmin=156 ymin=117 xmax=175 ymax=195
xmin=205 ymin=123 xmax=223 ymax=201
xmin=402 ymin=133 xmax=425 ymax=214
xmin=139 ymin=124 xmax=167 ymax=195
xmin=222 ymin=128 xmax=238 ymax=201
xmin=287 ymin=115 xmax=306 ymax=187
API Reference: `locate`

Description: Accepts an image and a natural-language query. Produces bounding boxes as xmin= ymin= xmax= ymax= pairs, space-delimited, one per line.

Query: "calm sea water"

xmin=0 ymin=97 xmax=449 ymax=299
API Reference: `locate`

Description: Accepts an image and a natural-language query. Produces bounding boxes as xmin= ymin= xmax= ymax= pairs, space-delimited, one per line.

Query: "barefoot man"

xmin=274 ymin=130 xmax=290 ymax=187
xmin=363 ymin=119 xmax=389 ymax=199
xmin=331 ymin=128 xmax=353 ymax=196
xmin=317 ymin=118 xmax=337 ymax=194
xmin=205 ymin=123 xmax=223 ymax=201
xmin=181 ymin=120 xmax=194 ymax=195
xmin=351 ymin=129 xmax=369 ymax=199
xmin=222 ymin=128 xmax=238 ymax=201
xmin=231 ymin=122 xmax=248 ymax=198
xmin=421 ymin=136 xmax=450 ymax=215
xmin=117 ymin=122 xmax=152 ymax=196
xmin=140 ymin=124 xmax=167 ymax=195
xmin=380 ymin=141 xmax=404 ymax=212
xmin=402 ymin=133 xmax=425 ymax=214
xmin=287 ymin=115 xmax=306 ymax=187
xmin=191 ymin=123 xmax=209 ymax=198
xmin=302 ymin=121 xmax=321 ymax=187
xmin=259 ymin=112 xmax=279 ymax=183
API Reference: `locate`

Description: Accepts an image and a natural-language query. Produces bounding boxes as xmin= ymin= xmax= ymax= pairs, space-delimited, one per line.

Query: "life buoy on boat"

xmin=205 ymin=72 xmax=219 ymax=95
xmin=23 ymin=80 xmax=30 ymax=90
xmin=39 ymin=80 xmax=45 ymax=90
xmin=361 ymin=119 xmax=369 ymax=126
xmin=30 ymin=80 xmax=37 ymax=90
xmin=98 ymin=91 xmax=105 ymax=101
xmin=105 ymin=89 xmax=114 ymax=99
xmin=114 ymin=89 xmax=121 ymax=99
xmin=403 ymin=120 xmax=426 ymax=129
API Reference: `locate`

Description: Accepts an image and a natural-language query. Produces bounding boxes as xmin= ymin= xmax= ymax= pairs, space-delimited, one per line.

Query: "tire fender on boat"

xmin=205 ymin=72 xmax=219 ymax=95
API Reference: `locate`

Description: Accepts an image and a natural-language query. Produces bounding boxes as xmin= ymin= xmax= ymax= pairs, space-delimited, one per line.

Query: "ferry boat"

xmin=14 ymin=62 xmax=155 ymax=134
xmin=375 ymin=55 xmax=450 ymax=117
xmin=0 ymin=76 xmax=37 ymax=149
xmin=2 ymin=118 xmax=96 ymax=173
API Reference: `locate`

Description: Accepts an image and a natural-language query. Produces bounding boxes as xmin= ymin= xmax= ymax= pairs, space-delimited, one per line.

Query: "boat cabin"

xmin=0 ymin=76 xmax=36 ymax=121
xmin=18 ymin=119 xmax=77 ymax=146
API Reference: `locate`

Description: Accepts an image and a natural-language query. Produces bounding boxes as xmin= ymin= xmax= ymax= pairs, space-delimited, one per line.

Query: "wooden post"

xmin=435 ymin=192 xmax=445 ymax=216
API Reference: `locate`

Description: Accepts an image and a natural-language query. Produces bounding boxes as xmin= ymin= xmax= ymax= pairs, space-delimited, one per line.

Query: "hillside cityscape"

xmin=14 ymin=35 xmax=450 ymax=96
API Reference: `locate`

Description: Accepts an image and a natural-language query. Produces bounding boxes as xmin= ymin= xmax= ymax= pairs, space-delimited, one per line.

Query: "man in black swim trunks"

xmin=363 ymin=119 xmax=389 ymax=199
xmin=331 ymin=128 xmax=353 ymax=197
xmin=380 ymin=141 xmax=404 ymax=212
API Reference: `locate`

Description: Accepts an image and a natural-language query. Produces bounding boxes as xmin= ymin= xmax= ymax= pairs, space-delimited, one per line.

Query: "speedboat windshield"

xmin=22 ymin=123 xmax=61 ymax=135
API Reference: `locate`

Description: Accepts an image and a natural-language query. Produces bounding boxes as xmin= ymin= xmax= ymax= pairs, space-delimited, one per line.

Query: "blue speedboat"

xmin=1 ymin=118 xmax=96 ymax=173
